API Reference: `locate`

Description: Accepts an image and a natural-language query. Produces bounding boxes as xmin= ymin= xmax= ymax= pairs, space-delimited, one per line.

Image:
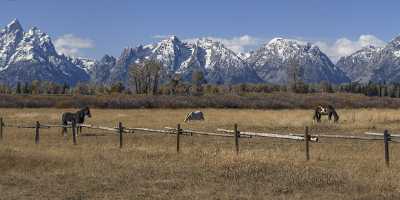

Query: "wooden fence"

xmin=0 ymin=117 xmax=398 ymax=167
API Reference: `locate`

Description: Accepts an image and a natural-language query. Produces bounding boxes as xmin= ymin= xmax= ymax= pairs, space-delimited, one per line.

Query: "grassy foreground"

xmin=0 ymin=108 xmax=399 ymax=199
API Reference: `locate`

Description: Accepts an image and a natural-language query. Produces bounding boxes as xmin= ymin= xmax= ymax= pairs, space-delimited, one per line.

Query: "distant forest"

xmin=0 ymin=61 xmax=399 ymax=98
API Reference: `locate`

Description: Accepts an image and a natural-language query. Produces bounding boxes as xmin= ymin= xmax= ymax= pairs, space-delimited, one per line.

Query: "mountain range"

xmin=1 ymin=19 xmax=400 ymax=86
xmin=337 ymin=36 xmax=400 ymax=84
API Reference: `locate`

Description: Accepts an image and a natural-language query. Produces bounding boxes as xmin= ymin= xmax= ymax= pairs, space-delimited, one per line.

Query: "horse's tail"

xmin=313 ymin=108 xmax=320 ymax=122
xmin=184 ymin=112 xmax=191 ymax=122
xmin=313 ymin=109 xmax=317 ymax=120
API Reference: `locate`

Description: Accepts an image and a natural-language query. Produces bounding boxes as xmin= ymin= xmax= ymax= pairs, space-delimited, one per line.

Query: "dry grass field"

xmin=0 ymin=108 xmax=400 ymax=199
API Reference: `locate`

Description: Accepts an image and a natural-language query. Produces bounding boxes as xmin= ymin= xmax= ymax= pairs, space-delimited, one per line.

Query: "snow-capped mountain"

xmin=247 ymin=38 xmax=350 ymax=84
xmin=107 ymin=36 xmax=262 ymax=85
xmin=367 ymin=36 xmax=400 ymax=83
xmin=336 ymin=36 xmax=400 ymax=83
xmin=70 ymin=57 xmax=96 ymax=73
xmin=108 ymin=45 xmax=154 ymax=85
xmin=0 ymin=19 xmax=89 ymax=86
xmin=89 ymin=54 xmax=116 ymax=84
xmin=336 ymin=46 xmax=382 ymax=83
xmin=0 ymin=19 xmax=23 ymax=70
xmin=10 ymin=19 xmax=399 ymax=86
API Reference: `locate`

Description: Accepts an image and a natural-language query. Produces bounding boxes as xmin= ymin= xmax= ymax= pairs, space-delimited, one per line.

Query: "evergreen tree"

xmin=15 ymin=82 xmax=22 ymax=94
xmin=22 ymin=82 xmax=30 ymax=94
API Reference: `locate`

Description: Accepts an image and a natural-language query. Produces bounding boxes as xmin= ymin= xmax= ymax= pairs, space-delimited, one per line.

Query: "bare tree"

xmin=287 ymin=57 xmax=304 ymax=92
xmin=191 ymin=70 xmax=206 ymax=95
xmin=129 ymin=60 xmax=162 ymax=95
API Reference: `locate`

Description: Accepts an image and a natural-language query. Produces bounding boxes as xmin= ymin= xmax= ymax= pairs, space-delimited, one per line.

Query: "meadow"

xmin=0 ymin=108 xmax=399 ymax=199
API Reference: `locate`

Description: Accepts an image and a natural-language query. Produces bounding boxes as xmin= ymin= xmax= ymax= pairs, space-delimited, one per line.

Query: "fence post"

xmin=119 ymin=122 xmax=123 ymax=148
xmin=176 ymin=124 xmax=181 ymax=153
xmin=0 ymin=117 xmax=3 ymax=140
xmin=305 ymin=126 xmax=310 ymax=161
xmin=234 ymin=124 xmax=239 ymax=155
xmin=35 ymin=121 xmax=40 ymax=144
xmin=384 ymin=130 xmax=390 ymax=167
xmin=72 ymin=121 xmax=77 ymax=145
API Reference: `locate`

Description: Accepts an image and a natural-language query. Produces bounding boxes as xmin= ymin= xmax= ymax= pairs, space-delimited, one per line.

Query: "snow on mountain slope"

xmin=336 ymin=46 xmax=382 ymax=83
xmin=71 ymin=57 xmax=97 ymax=73
xmin=368 ymin=36 xmax=400 ymax=83
xmin=1 ymin=20 xmax=371 ymax=86
xmin=0 ymin=19 xmax=24 ymax=70
xmin=190 ymin=38 xmax=261 ymax=84
xmin=107 ymin=36 xmax=261 ymax=85
xmin=247 ymin=38 xmax=350 ymax=84
xmin=0 ymin=19 xmax=89 ymax=86
xmin=336 ymin=35 xmax=400 ymax=83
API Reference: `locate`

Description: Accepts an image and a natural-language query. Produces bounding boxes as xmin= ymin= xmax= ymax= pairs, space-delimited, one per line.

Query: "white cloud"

xmin=54 ymin=34 xmax=94 ymax=57
xmin=313 ymin=35 xmax=386 ymax=62
xmin=206 ymin=35 xmax=261 ymax=53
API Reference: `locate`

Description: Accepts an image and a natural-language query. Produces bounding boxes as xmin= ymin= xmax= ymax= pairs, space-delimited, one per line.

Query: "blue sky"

xmin=1 ymin=0 xmax=399 ymax=61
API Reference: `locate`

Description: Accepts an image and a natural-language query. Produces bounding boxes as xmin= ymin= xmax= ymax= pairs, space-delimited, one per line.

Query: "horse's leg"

xmin=61 ymin=116 xmax=67 ymax=136
xmin=77 ymin=125 xmax=81 ymax=136
xmin=62 ymin=121 xmax=67 ymax=136
xmin=61 ymin=123 xmax=64 ymax=136
xmin=313 ymin=109 xmax=320 ymax=123
xmin=333 ymin=111 xmax=339 ymax=123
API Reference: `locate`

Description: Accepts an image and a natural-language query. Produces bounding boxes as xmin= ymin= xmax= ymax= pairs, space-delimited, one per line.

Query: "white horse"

xmin=184 ymin=111 xmax=205 ymax=122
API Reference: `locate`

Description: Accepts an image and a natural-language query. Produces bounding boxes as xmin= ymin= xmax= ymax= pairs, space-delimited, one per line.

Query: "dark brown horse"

xmin=313 ymin=105 xmax=339 ymax=123
xmin=61 ymin=107 xmax=91 ymax=135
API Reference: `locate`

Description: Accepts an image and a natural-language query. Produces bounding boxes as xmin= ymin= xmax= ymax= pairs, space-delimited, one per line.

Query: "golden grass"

xmin=0 ymin=108 xmax=399 ymax=199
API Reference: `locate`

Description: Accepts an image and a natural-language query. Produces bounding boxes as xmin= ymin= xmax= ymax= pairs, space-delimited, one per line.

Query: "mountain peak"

xmin=249 ymin=37 xmax=348 ymax=84
xmin=161 ymin=35 xmax=181 ymax=43
xmin=101 ymin=54 xmax=116 ymax=63
xmin=196 ymin=38 xmax=228 ymax=50
xmin=5 ymin=19 xmax=23 ymax=32
xmin=387 ymin=35 xmax=400 ymax=48
xmin=360 ymin=45 xmax=381 ymax=52
xmin=169 ymin=35 xmax=179 ymax=41
xmin=267 ymin=37 xmax=285 ymax=45
xmin=27 ymin=26 xmax=40 ymax=33
xmin=196 ymin=38 xmax=214 ymax=45
xmin=267 ymin=37 xmax=309 ymax=47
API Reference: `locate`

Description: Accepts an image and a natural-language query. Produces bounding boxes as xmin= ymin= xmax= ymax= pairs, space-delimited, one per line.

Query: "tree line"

xmin=0 ymin=60 xmax=400 ymax=98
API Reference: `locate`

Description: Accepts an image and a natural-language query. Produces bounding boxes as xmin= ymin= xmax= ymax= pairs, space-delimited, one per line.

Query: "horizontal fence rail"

xmin=80 ymin=124 xmax=134 ymax=134
xmin=365 ymin=132 xmax=400 ymax=138
xmin=0 ymin=117 xmax=398 ymax=167
xmin=217 ymin=128 xmax=318 ymax=141
xmin=165 ymin=127 xmax=235 ymax=137
xmin=125 ymin=127 xmax=175 ymax=134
